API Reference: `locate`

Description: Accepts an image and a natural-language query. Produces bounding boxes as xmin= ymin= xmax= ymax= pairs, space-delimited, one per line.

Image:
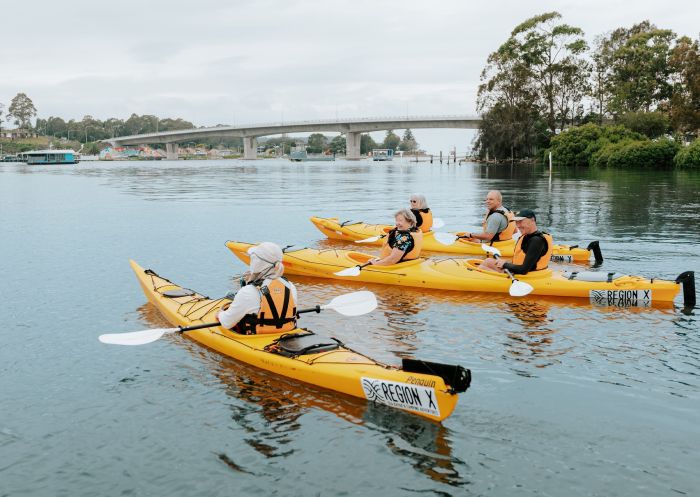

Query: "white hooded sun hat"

xmin=249 ymin=242 xmax=284 ymax=274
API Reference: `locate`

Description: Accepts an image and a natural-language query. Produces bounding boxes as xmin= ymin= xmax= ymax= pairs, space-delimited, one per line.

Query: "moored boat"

xmin=20 ymin=149 xmax=79 ymax=165
xmin=128 ymin=260 xmax=471 ymax=422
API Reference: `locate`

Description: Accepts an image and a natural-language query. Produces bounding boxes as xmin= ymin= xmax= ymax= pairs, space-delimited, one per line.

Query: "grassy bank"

xmin=0 ymin=137 xmax=81 ymax=154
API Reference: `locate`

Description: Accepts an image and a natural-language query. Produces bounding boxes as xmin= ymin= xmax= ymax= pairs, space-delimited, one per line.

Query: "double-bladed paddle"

xmin=334 ymin=262 xmax=372 ymax=277
xmin=434 ymin=232 xmax=472 ymax=246
xmin=356 ymin=235 xmax=385 ymax=244
xmin=99 ymin=291 xmax=378 ymax=346
xmin=480 ymin=244 xmax=534 ymax=297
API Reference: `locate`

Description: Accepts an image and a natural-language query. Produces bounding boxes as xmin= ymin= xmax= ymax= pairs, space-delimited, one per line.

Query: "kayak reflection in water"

xmin=369 ymin=208 xmax=424 ymax=266
xmin=479 ymin=209 xmax=553 ymax=275
xmin=217 ymin=242 xmax=299 ymax=335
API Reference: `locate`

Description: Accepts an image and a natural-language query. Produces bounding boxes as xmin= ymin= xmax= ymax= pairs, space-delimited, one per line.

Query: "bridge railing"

xmin=227 ymin=114 xmax=481 ymax=128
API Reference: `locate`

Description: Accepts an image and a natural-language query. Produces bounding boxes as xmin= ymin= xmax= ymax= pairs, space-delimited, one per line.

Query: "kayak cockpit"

xmin=264 ymin=330 xmax=343 ymax=357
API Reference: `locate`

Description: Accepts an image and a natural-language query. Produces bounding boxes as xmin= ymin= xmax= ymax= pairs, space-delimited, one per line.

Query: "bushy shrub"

xmin=673 ymin=139 xmax=700 ymax=168
xmin=548 ymin=124 xmax=644 ymax=167
xmin=592 ymin=138 xmax=680 ymax=169
xmin=547 ymin=123 xmax=602 ymax=167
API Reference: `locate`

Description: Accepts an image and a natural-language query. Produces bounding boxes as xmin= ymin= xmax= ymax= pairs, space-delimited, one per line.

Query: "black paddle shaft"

xmin=182 ymin=307 xmax=326 ymax=329
xmin=298 ymin=306 xmax=322 ymax=315
xmin=178 ymin=322 xmax=221 ymax=334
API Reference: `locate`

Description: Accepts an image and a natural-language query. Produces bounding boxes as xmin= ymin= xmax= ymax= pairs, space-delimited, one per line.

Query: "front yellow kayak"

xmin=226 ymin=241 xmax=684 ymax=305
xmin=129 ymin=260 xmax=470 ymax=422
xmin=310 ymin=216 xmax=600 ymax=263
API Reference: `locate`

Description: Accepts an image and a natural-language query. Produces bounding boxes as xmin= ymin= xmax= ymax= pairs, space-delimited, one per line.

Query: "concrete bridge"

xmin=107 ymin=115 xmax=482 ymax=160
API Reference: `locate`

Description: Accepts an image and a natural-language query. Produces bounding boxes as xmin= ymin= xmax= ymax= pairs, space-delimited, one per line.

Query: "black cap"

xmin=513 ymin=209 xmax=536 ymax=221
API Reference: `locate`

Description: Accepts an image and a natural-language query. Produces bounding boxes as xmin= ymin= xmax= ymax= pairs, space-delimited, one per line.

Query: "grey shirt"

xmin=485 ymin=208 xmax=508 ymax=237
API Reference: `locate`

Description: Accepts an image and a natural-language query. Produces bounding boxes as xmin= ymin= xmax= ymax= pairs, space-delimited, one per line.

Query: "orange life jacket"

xmin=411 ymin=208 xmax=433 ymax=233
xmin=482 ymin=207 xmax=516 ymax=242
xmin=512 ymin=231 xmax=553 ymax=271
xmin=237 ymin=278 xmax=297 ymax=334
xmin=380 ymin=227 xmax=423 ymax=262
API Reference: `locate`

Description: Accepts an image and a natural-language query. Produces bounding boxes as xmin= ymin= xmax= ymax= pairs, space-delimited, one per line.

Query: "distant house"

xmin=1 ymin=128 xmax=37 ymax=140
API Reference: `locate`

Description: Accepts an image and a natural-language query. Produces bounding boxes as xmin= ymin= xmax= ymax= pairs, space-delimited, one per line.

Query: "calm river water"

xmin=1 ymin=159 xmax=698 ymax=497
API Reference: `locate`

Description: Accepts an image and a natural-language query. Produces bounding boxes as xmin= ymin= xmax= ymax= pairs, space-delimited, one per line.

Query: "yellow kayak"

xmin=129 ymin=260 xmax=471 ymax=422
xmin=226 ymin=242 xmax=686 ymax=305
xmin=310 ymin=216 xmax=601 ymax=263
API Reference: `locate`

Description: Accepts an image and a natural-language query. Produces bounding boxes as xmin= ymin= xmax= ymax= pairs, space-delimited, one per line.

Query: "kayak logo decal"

xmin=589 ymin=290 xmax=652 ymax=307
xmin=550 ymin=255 xmax=573 ymax=262
xmin=361 ymin=377 xmax=440 ymax=417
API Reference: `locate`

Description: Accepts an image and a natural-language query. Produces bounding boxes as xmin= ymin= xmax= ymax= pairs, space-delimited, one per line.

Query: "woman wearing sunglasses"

xmin=409 ymin=194 xmax=433 ymax=232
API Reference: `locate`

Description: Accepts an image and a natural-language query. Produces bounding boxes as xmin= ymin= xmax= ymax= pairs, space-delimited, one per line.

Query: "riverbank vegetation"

xmin=475 ymin=12 xmax=700 ymax=168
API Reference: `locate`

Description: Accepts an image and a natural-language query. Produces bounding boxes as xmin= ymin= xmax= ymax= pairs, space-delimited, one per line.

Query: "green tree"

xmin=83 ymin=142 xmax=102 ymax=155
xmin=382 ymin=129 xmax=400 ymax=150
xmin=81 ymin=114 xmax=108 ymax=142
xmin=360 ymin=134 xmax=378 ymax=155
xmin=48 ymin=116 xmax=68 ymax=137
xmin=306 ymin=133 xmax=328 ymax=153
xmin=8 ymin=93 xmax=37 ymax=129
xmin=104 ymin=117 xmax=125 ymax=138
xmin=159 ymin=117 xmax=194 ymax=131
xmin=0 ymin=102 xmax=5 ymax=131
xmin=123 ymin=114 xmax=148 ymax=135
xmin=509 ymin=12 xmax=589 ymax=134
xmin=618 ymin=111 xmax=669 ymax=138
xmin=329 ymin=135 xmax=346 ymax=154
xmin=603 ymin=22 xmax=676 ymax=114
xmin=399 ymin=129 xmax=418 ymax=151
xmin=590 ymin=34 xmax=614 ymax=123
xmin=668 ymin=36 xmax=700 ymax=135
xmin=476 ymin=40 xmax=545 ymax=160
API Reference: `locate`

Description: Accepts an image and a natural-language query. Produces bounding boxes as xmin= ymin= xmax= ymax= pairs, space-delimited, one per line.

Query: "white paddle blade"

xmin=334 ymin=265 xmax=362 ymax=277
xmin=481 ymin=243 xmax=502 ymax=257
xmin=434 ymin=232 xmax=458 ymax=246
xmin=356 ymin=236 xmax=381 ymax=243
xmin=509 ymin=280 xmax=534 ymax=297
xmin=432 ymin=218 xmax=445 ymax=229
xmin=325 ymin=291 xmax=378 ymax=316
xmin=99 ymin=327 xmax=179 ymax=346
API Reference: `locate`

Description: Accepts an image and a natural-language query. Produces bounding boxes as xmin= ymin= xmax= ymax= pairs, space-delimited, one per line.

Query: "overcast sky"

xmin=1 ymin=0 xmax=698 ymax=153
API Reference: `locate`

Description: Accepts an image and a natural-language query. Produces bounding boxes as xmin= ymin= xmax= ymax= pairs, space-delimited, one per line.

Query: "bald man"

xmin=463 ymin=190 xmax=515 ymax=244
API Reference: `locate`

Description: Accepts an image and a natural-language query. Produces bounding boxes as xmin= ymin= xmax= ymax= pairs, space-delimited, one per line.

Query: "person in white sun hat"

xmin=217 ymin=242 xmax=298 ymax=334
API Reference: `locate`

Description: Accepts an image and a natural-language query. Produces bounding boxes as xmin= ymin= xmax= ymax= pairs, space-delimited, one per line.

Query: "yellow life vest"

xmin=482 ymin=207 xmax=516 ymax=242
xmin=380 ymin=228 xmax=423 ymax=262
xmin=512 ymin=231 xmax=553 ymax=271
xmin=237 ymin=278 xmax=297 ymax=334
xmin=411 ymin=208 xmax=433 ymax=233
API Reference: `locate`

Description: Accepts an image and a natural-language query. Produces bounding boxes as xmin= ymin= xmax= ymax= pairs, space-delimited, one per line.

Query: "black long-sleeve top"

xmin=503 ymin=235 xmax=548 ymax=274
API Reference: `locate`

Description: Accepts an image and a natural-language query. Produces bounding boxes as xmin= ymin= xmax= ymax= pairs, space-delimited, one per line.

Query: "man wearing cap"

xmin=217 ymin=242 xmax=298 ymax=334
xmin=479 ymin=209 xmax=553 ymax=275
xmin=463 ymin=190 xmax=515 ymax=244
